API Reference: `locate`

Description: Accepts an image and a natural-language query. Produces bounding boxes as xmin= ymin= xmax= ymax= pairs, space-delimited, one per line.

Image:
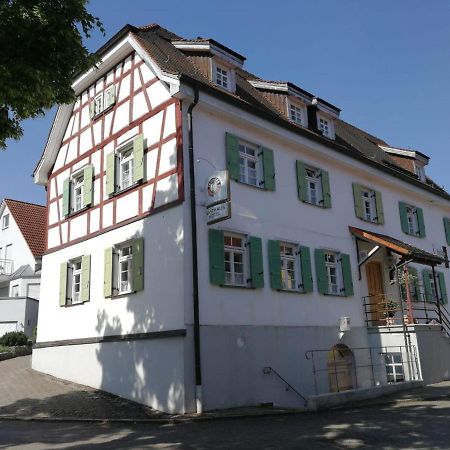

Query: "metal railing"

xmin=305 ymin=345 xmax=420 ymax=396
xmin=363 ymin=293 xmax=450 ymax=337
xmin=262 ymin=366 xmax=307 ymax=406
xmin=0 ymin=259 xmax=13 ymax=276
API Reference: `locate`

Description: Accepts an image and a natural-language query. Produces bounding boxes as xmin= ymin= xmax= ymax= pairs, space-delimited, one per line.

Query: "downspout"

xmin=187 ymin=85 xmax=202 ymax=413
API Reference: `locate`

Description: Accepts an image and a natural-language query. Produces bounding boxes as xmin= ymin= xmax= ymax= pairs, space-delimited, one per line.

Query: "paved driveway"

xmin=0 ymin=355 xmax=161 ymax=420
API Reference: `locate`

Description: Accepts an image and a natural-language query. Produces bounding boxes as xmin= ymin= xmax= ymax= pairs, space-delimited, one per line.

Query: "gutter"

xmin=187 ymin=85 xmax=202 ymax=413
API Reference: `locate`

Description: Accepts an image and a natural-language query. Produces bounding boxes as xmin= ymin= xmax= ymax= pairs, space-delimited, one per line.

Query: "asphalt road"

xmin=2 ymin=395 xmax=450 ymax=450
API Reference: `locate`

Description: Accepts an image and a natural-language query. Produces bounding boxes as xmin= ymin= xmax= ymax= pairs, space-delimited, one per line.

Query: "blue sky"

xmin=3 ymin=0 xmax=450 ymax=205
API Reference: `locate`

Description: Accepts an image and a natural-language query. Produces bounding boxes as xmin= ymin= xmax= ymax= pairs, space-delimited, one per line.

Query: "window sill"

xmin=219 ymin=283 xmax=253 ymax=290
xmin=234 ymin=180 xmax=270 ymax=192
xmin=62 ymin=301 xmax=85 ymax=308
xmin=301 ymin=199 xmax=327 ymax=208
xmin=91 ymin=104 xmax=115 ymax=122
xmin=106 ymin=290 xmax=137 ymax=300
xmin=276 ymin=288 xmax=307 ymax=295
xmin=109 ymin=180 xmax=143 ymax=198
xmin=66 ymin=206 xmax=90 ymax=219
xmin=358 ymin=217 xmax=381 ymax=225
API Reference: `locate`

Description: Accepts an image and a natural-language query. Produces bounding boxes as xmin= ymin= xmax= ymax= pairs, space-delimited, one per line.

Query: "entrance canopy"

xmin=349 ymin=226 xmax=447 ymax=266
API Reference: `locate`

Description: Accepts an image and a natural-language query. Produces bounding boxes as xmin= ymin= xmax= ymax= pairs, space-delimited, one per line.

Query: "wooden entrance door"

xmin=366 ymin=262 xmax=384 ymax=325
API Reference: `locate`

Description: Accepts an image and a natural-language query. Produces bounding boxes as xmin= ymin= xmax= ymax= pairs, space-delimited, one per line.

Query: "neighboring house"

xmin=32 ymin=23 xmax=450 ymax=414
xmin=0 ymin=199 xmax=45 ymax=336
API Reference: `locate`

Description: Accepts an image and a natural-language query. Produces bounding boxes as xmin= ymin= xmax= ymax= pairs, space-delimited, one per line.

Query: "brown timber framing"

xmin=34 ymin=329 xmax=187 ymax=349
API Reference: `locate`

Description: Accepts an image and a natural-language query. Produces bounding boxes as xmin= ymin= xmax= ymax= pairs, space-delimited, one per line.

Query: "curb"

xmin=0 ymin=408 xmax=305 ymax=424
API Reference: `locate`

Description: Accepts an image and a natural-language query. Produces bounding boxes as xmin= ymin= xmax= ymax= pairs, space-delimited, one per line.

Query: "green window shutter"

xmin=133 ymin=134 xmax=145 ymax=184
xmin=438 ymin=272 xmax=448 ymax=304
xmin=62 ymin=178 xmax=70 ymax=216
xmin=299 ymin=246 xmax=313 ymax=293
xmin=341 ymin=254 xmax=354 ymax=297
xmin=422 ymin=269 xmax=433 ymax=302
xmin=209 ymin=229 xmax=225 ymax=285
xmin=268 ymin=240 xmax=282 ymax=290
xmin=352 ymin=183 xmax=364 ymax=220
xmin=416 ymin=207 xmax=426 ymax=238
xmin=89 ymin=101 xmax=95 ymax=119
xmin=320 ymin=169 xmax=332 ymax=208
xmin=249 ymin=236 xmax=264 ymax=288
xmin=315 ymin=249 xmax=328 ymax=295
xmin=262 ymin=147 xmax=275 ymax=191
xmin=409 ymin=267 xmax=420 ymax=301
xmin=132 ymin=238 xmax=144 ymax=292
xmin=106 ymin=152 xmax=116 ymax=196
xmin=81 ymin=255 xmax=91 ymax=302
xmin=444 ymin=218 xmax=450 ymax=245
xmin=226 ymin=133 xmax=240 ymax=182
xmin=296 ymin=161 xmax=308 ymax=202
xmin=104 ymin=247 xmax=114 ymax=297
xmin=104 ymin=86 xmax=116 ymax=109
xmin=83 ymin=165 xmax=94 ymax=208
xmin=59 ymin=262 xmax=68 ymax=306
xmin=399 ymin=202 xmax=409 ymax=234
xmin=375 ymin=191 xmax=384 ymax=224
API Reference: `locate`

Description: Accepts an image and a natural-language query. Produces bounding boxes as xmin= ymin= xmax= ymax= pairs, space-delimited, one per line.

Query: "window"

xmin=325 ymin=251 xmax=341 ymax=295
xmin=319 ymin=117 xmax=331 ymax=137
xmin=90 ymin=86 xmax=116 ymax=118
xmin=5 ymin=244 xmax=12 ymax=261
xmin=93 ymin=93 xmax=104 ymax=116
xmin=361 ymin=189 xmax=377 ymax=222
xmin=2 ymin=214 xmax=9 ymax=229
xmin=428 ymin=272 xmax=442 ymax=303
xmin=106 ymin=135 xmax=145 ymax=196
xmin=385 ymin=353 xmax=404 ymax=383
xmin=289 ymin=104 xmax=305 ymax=126
xmin=239 ymin=142 xmax=261 ymax=187
xmin=119 ymin=148 xmax=135 ymax=190
xmin=11 ymin=285 xmax=19 ymax=297
xmin=415 ymin=164 xmax=426 ymax=182
xmin=104 ymin=238 xmax=144 ymax=297
xmin=224 ymin=233 xmax=247 ymax=286
xmin=406 ymin=206 xmax=419 ymax=235
xmin=215 ymin=66 xmax=229 ymax=89
xmin=69 ymin=258 xmax=83 ymax=305
xmin=71 ymin=172 xmax=84 ymax=213
xmin=305 ymin=167 xmax=323 ymax=206
xmin=280 ymin=243 xmax=301 ymax=291
xmin=118 ymin=243 xmax=133 ymax=294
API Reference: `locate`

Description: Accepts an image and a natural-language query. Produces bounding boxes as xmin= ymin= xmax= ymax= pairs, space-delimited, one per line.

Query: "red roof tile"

xmin=4 ymin=199 xmax=46 ymax=258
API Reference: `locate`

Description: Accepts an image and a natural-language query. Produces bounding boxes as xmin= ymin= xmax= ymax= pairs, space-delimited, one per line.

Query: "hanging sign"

xmin=206 ymin=170 xmax=231 ymax=225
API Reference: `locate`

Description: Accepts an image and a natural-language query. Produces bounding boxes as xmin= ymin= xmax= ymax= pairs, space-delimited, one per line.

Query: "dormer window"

xmin=89 ymin=85 xmax=116 ymax=119
xmin=319 ymin=117 xmax=331 ymax=137
xmin=289 ymin=103 xmax=306 ymax=127
xmin=215 ymin=65 xmax=229 ymax=89
xmin=415 ymin=164 xmax=426 ymax=182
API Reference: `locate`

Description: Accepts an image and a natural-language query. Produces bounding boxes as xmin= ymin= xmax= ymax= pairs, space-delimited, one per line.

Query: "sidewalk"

xmin=1 ymin=355 xmax=449 ymax=422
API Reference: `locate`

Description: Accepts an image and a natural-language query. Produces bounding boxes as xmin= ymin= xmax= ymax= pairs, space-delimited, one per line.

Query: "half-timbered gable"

xmin=46 ymin=51 xmax=182 ymax=251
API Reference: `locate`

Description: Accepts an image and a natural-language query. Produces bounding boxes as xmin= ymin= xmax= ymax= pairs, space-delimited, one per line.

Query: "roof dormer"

xmin=171 ymin=38 xmax=245 ymax=92
xmin=308 ymin=98 xmax=340 ymax=140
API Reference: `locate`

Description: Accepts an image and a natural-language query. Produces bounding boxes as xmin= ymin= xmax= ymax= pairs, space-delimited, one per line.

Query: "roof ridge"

xmin=4 ymin=198 xmax=45 ymax=208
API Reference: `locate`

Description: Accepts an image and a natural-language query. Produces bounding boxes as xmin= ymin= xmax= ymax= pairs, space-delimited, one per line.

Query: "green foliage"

xmin=0 ymin=345 xmax=9 ymax=353
xmin=0 ymin=331 xmax=28 ymax=346
xmin=0 ymin=0 xmax=104 ymax=148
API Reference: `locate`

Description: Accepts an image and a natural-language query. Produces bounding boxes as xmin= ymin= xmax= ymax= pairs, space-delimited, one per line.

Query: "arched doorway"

xmin=327 ymin=344 xmax=355 ymax=392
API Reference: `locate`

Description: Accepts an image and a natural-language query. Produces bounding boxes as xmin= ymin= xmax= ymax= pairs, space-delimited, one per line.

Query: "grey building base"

xmin=307 ymin=380 xmax=424 ymax=411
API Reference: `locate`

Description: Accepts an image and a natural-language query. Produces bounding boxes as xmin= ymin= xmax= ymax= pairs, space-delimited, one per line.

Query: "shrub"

xmin=0 ymin=331 xmax=28 ymax=347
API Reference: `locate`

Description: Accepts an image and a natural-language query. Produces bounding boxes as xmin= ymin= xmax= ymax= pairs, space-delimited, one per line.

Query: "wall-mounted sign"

xmin=206 ymin=170 xmax=231 ymax=225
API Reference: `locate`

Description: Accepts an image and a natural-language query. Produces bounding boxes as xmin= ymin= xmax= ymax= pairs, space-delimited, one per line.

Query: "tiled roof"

xmin=4 ymin=199 xmax=46 ymax=258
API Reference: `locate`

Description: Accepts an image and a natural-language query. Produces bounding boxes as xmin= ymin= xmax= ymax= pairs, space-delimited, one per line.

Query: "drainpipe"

xmin=187 ymin=85 xmax=202 ymax=413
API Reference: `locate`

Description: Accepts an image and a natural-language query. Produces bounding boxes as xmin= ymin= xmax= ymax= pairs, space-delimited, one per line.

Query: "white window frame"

xmin=305 ymin=166 xmax=323 ymax=206
xmin=71 ymin=170 xmax=84 ymax=213
xmin=117 ymin=242 xmax=134 ymax=294
xmin=117 ymin=144 xmax=135 ymax=191
xmin=68 ymin=258 xmax=83 ymax=305
xmin=385 ymin=353 xmax=405 ymax=383
xmin=288 ymin=102 xmax=306 ymax=126
xmin=317 ymin=113 xmax=335 ymax=139
xmin=224 ymin=233 xmax=248 ymax=287
xmin=93 ymin=93 xmax=104 ymax=117
xmin=414 ymin=164 xmax=426 ymax=182
xmin=11 ymin=284 xmax=19 ymax=297
xmin=406 ymin=206 xmax=419 ymax=235
xmin=215 ymin=65 xmax=229 ymax=89
xmin=238 ymin=140 xmax=262 ymax=187
xmin=280 ymin=242 xmax=302 ymax=291
xmin=2 ymin=214 xmax=9 ymax=230
xmin=361 ymin=188 xmax=377 ymax=222
xmin=325 ymin=251 xmax=343 ymax=295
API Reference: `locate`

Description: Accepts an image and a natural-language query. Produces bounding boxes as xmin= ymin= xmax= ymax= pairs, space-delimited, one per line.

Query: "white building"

xmin=0 ymin=199 xmax=45 ymax=336
xmin=32 ymin=24 xmax=450 ymax=413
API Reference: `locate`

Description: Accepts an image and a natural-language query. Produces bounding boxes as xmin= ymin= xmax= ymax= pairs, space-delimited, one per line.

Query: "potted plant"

xmin=383 ymin=298 xmax=398 ymax=325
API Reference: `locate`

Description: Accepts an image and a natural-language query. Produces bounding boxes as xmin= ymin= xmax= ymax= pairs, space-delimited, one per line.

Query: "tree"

xmin=0 ymin=0 xmax=104 ymax=148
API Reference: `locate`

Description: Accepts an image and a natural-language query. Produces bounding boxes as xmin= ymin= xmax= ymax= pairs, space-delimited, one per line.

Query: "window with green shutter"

xmin=59 ymin=262 xmax=68 ymax=306
xmin=422 ymin=269 xmax=433 ymax=302
xmin=225 ymin=133 xmax=276 ymax=190
xmin=320 ymin=170 xmax=332 ymax=208
xmin=132 ymin=238 xmax=144 ymax=292
xmin=340 ymin=254 xmax=354 ymax=297
xmin=106 ymin=152 xmax=116 ymax=196
xmin=60 ymin=256 xmax=91 ymax=306
xmin=399 ymin=202 xmax=425 ymax=237
xmin=81 ymin=255 xmax=91 ymax=303
xmin=438 ymin=272 xmax=448 ymax=304
xmin=400 ymin=266 xmax=420 ymax=302
xmin=133 ymin=134 xmax=145 ymax=184
xmin=315 ymin=249 xmax=352 ymax=296
xmin=299 ymin=246 xmax=313 ymax=293
xmin=104 ymin=247 xmax=114 ymax=297
xmin=62 ymin=178 xmax=70 ymax=217
xmin=315 ymin=249 xmax=328 ymax=295
xmin=249 ymin=236 xmax=264 ymax=288
xmin=268 ymin=240 xmax=282 ymax=290
xmin=444 ymin=217 xmax=450 ymax=245
xmin=296 ymin=161 xmax=331 ymax=208
xmin=209 ymin=229 xmax=225 ymax=286
xmin=83 ymin=165 xmax=94 ymax=208
xmin=352 ymin=183 xmax=384 ymax=224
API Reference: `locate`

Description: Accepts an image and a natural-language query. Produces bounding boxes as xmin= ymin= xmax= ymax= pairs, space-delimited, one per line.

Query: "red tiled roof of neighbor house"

xmin=4 ymin=199 xmax=46 ymax=258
